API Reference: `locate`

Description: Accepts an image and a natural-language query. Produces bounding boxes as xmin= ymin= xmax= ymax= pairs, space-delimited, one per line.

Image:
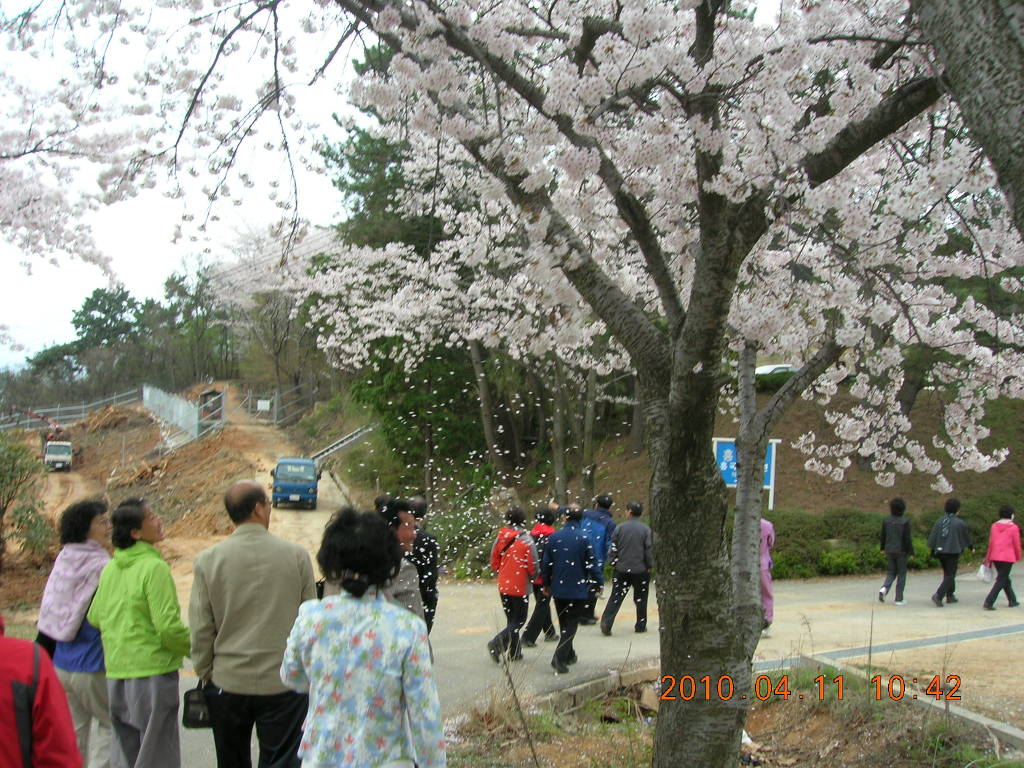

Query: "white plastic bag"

xmin=976 ymin=563 xmax=995 ymax=584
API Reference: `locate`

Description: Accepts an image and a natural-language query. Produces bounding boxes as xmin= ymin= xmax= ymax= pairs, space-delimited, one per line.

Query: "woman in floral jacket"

xmin=281 ymin=507 xmax=445 ymax=768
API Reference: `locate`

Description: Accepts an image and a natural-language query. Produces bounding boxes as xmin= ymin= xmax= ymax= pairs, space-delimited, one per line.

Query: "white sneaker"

xmin=761 ymin=628 xmax=772 ymax=638
xmin=894 ymin=600 xmax=907 ymax=606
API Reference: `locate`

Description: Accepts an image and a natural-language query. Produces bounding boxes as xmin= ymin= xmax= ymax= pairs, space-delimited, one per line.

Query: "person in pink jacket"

xmin=983 ymin=505 xmax=1022 ymax=610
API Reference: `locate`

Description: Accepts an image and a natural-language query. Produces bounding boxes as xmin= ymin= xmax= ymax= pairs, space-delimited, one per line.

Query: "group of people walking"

xmin=486 ymin=495 xmax=654 ymax=675
xmin=4 ymin=480 xmax=1020 ymax=768
xmin=3 ymin=484 xmax=446 ymax=768
xmin=878 ymin=497 xmax=1021 ymax=609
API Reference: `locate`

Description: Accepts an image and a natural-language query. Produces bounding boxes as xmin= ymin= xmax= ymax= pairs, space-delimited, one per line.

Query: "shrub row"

xmin=766 ymin=495 xmax=1024 ymax=579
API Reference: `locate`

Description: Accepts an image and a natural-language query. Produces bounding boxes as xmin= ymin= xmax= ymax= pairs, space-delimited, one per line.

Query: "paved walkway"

xmin=179 ymin=570 xmax=1023 ymax=763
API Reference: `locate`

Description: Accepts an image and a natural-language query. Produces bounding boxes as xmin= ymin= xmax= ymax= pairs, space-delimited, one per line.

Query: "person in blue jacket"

xmin=579 ymin=494 xmax=616 ymax=623
xmin=541 ymin=505 xmax=600 ymax=674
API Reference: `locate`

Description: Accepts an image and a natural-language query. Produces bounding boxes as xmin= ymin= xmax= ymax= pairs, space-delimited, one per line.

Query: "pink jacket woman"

xmin=983 ymin=505 xmax=1021 ymax=610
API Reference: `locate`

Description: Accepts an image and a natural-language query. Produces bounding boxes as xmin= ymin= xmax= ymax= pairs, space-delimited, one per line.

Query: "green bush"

xmin=754 ymin=371 xmax=796 ymax=392
xmin=822 ymin=508 xmax=881 ymax=545
xmin=766 ymin=509 xmax=829 ymax=578
xmin=9 ymin=502 xmax=55 ymax=565
xmin=818 ymin=549 xmax=858 ymax=575
xmin=771 ymin=551 xmax=817 ymax=579
xmin=908 ymin=536 xmax=937 ymax=569
xmin=856 ymin=545 xmax=887 ymax=571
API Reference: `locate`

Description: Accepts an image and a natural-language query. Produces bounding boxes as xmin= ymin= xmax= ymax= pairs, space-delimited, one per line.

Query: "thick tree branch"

xmin=911 ymin=0 xmax=1024 ymax=240
xmin=754 ymin=335 xmax=845 ymax=441
xmin=800 ymin=75 xmax=945 ymax=188
xmin=332 ymin=0 xmax=670 ymax=375
xmin=338 ymin=0 xmax=686 ymax=333
xmin=460 ymin=137 xmax=670 ymax=378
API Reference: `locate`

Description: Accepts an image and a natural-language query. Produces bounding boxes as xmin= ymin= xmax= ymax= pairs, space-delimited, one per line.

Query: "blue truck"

xmin=271 ymin=458 xmax=321 ymax=510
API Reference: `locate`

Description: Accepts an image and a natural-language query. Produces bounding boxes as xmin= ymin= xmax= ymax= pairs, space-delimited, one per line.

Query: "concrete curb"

xmin=798 ymin=653 xmax=1024 ymax=751
xmin=535 ymin=662 xmax=662 ymax=711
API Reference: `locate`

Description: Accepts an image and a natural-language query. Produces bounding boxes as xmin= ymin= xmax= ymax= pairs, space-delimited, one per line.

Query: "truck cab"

xmin=271 ymin=458 xmax=321 ymax=510
xmin=44 ymin=441 xmax=73 ymax=471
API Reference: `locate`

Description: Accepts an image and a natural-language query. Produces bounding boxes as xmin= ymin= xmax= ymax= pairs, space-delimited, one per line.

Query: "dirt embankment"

xmin=2 ymin=386 xmax=356 ymax=624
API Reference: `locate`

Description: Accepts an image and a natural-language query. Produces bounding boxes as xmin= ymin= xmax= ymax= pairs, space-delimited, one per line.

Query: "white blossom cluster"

xmin=4 ymin=0 xmax=1024 ymax=489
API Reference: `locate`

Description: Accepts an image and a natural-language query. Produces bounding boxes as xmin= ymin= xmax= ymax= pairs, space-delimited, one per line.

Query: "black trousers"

xmin=491 ymin=594 xmax=529 ymax=658
xmin=984 ymin=561 xmax=1018 ymax=607
xmin=881 ymin=553 xmax=908 ymax=602
xmin=521 ymin=584 xmax=555 ymax=643
xmin=552 ymin=598 xmax=584 ymax=665
xmin=934 ymin=553 xmax=961 ymax=601
xmin=600 ymin=571 xmax=650 ymax=631
xmin=204 ymin=685 xmax=308 ymax=768
xmin=580 ymin=584 xmax=602 ymax=622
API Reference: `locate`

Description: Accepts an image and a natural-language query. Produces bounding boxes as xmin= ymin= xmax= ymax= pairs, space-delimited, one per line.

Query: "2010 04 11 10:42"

xmin=657 ymin=674 xmax=963 ymax=702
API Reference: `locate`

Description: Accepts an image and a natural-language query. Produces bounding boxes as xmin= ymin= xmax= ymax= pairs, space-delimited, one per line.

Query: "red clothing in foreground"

xmin=0 ymin=616 xmax=82 ymax=768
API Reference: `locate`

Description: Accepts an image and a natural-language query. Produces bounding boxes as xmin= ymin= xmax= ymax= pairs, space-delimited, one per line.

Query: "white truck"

xmin=43 ymin=440 xmax=73 ymax=471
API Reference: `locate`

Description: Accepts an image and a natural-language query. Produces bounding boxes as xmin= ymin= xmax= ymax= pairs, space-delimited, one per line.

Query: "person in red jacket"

xmin=486 ymin=507 xmax=538 ymax=662
xmin=0 ymin=615 xmax=82 ymax=768
xmin=983 ymin=505 xmax=1022 ymax=610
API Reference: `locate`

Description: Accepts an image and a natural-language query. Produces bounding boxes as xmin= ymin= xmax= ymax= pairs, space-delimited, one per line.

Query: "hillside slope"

xmin=580 ymin=391 xmax=1024 ymax=519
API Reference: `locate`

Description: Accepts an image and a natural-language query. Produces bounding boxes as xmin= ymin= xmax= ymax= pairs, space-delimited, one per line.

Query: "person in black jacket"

xmin=927 ymin=497 xmax=973 ymax=607
xmin=409 ymin=496 xmax=440 ymax=633
xmin=878 ymin=497 xmax=913 ymax=605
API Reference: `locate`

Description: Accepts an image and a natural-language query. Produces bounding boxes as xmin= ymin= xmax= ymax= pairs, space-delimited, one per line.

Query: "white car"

xmin=754 ymin=364 xmax=798 ymax=375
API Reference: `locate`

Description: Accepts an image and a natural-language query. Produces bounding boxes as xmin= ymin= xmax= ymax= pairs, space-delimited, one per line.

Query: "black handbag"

xmin=182 ymin=680 xmax=212 ymax=729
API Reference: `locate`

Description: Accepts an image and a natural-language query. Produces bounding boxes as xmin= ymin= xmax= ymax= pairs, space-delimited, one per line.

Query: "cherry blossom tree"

xmin=5 ymin=1 xmax=1024 ymax=765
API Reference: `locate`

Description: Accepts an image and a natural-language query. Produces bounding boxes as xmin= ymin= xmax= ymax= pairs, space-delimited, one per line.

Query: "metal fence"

xmin=242 ymin=385 xmax=315 ymax=427
xmin=0 ymin=388 xmax=143 ymax=432
xmin=142 ymin=385 xmax=224 ymax=441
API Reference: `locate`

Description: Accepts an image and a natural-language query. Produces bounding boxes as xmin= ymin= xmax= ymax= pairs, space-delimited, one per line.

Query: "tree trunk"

xmin=645 ymin=381 xmax=750 ymax=766
xmin=911 ymin=0 xmax=1024 ymax=240
xmin=550 ymin=361 xmax=569 ymax=505
xmin=468 ymin=339 xmax=514 ymax=484
xmin=629 ymin=376 xmax=645 ymax=455
xmin=502 ymin=394 xmax=524 ymax=470
xmin=529 ymin=371 xmax=548 ymax=453
xmin=423 ymin=421 xmax=434 ymax=500
xmin=732 ymin=344 xmax=771 ymax=661
xmin=579 ymin=367 xmax=598 ymax=504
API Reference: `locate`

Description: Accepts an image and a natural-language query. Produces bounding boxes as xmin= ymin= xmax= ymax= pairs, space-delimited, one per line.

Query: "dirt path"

xmin=162 ymin=383 xmax=353 ymax=611
xmin=38 ymin=468 xmax=103 ymax=521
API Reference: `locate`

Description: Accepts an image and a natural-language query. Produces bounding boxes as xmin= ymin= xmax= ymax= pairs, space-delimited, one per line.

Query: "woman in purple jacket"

xmin=37 ymin=500 xmax=112 ymax=767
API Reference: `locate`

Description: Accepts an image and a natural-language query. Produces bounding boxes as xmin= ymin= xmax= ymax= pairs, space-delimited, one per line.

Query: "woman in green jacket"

xmin=87 ymin=498 xmax=190 ymax=768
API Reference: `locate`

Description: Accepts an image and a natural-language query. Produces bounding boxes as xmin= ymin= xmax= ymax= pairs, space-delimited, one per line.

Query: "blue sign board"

xmin=712 ymin=438 xmax=774 ymax=493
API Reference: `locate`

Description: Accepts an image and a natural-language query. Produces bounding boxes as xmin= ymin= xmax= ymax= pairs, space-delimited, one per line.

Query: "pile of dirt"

xmin=79 ymin=405 xmax=138 ymax=432
xmin=106 ymin=429 xmax=258 ymax=537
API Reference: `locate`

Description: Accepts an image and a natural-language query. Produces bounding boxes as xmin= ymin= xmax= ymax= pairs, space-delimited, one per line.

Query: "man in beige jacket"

xmin=189 ymin=480 xmax=316 ymax=768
